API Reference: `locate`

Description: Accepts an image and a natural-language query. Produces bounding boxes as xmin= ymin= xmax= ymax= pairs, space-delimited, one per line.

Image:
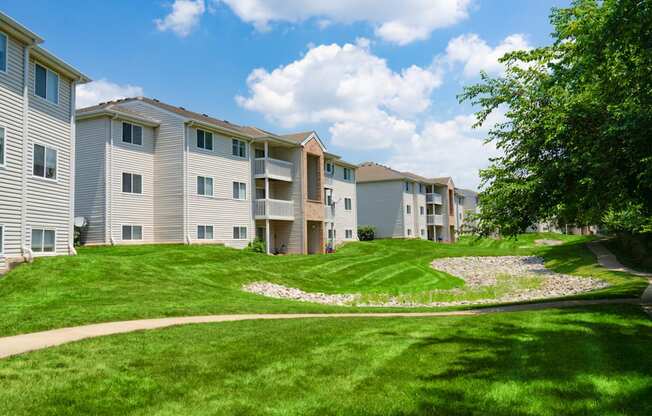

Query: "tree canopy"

xmin=460 ymin=0 xmax=652 ymax=236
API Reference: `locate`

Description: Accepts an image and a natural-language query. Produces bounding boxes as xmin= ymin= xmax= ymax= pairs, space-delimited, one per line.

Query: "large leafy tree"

xmin=460 ymin=0 xmax=652 ymax=236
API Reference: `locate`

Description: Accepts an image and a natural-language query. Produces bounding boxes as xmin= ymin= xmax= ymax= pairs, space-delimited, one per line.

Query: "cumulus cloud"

xmin=76 ymin=80 xmax=144 ymax=109
xmin=443 ymin=33 xmax=531 ymax=78
xmin=215 ymin=0 xmax=471 ymax=44
xmin=155 ymin=0 xmax=206 ymax=37
xmin=236 ymin=40 xmax=441 ymax=149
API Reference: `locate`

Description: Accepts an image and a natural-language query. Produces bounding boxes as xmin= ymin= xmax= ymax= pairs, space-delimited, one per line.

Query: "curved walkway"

xmin=0 ymin=298 xmax=640 ymax=360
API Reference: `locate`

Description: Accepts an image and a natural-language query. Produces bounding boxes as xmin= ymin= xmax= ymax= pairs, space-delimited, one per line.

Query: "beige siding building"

xmin=75 ymin=99 xmax=357 ymax=254
xmin=0 ymin=12 xmax=89 ymax=273
xmin=357 ymin=162 xmax=460 ymax=243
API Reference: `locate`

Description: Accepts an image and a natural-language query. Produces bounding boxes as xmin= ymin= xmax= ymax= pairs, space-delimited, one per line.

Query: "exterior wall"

xmin=402 ymin=186 xmax=415 ymax=238
xmin=0 ymin=33 xmax=26 ymax=271
xmin=75 ymin=118 xmax=107 ymax=244
xmin=25 ymin=57 xmax=74 ymax=257
xmin=415 ymin=187 xmax=427 ymax=239
xmin=109 ymin=119 xmax=155 ymax=244
xmin=330 ymin=163 xmax=357 ymax=246
xmin=120 ymin=100 xmax=185 ymax=243
xmin=356 ymin=181 xmax=404 ymax=238
xmin=186 ymin=127 xmax=253 ymax=249
xmin=286 ymin=147 xmax=304 ymax=254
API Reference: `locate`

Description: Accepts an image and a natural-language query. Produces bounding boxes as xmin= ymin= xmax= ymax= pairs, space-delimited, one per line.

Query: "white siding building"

xmin=0 ymin=12 xmax=89 ymax=273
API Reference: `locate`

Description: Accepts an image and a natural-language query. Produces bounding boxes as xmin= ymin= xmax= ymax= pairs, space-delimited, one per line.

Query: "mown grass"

xmin=0 ymin=234 xmax=647 ymax=337
xmin=0 ymin=305 xmax=650 ymax=415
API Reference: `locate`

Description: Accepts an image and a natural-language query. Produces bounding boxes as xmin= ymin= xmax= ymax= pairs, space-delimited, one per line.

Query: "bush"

xmin=358 ymin=226 xmax=375 ymax=241
xmin=246 ymin=239 xmax=266 ymax=253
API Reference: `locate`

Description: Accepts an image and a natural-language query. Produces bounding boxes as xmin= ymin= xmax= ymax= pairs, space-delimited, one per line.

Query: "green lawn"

xmin=0 ymin=234 xmax=647 ymax=337
xmin=1 ymin=305 xmax=650 ymax=415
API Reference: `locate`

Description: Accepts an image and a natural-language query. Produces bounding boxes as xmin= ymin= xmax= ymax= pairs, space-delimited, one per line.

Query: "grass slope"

xmin=0 ymin=234 xmax=647 ymax=337
xmin=1 ymin=305 xmax=650 ymax=415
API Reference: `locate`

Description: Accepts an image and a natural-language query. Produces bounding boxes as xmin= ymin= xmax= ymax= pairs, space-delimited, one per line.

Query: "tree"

xmin=460 ymin=0 xmax=652 ymax=236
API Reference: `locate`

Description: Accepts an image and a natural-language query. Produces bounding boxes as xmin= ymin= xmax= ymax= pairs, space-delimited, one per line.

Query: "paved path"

xmin=0 ymin=298 xmax=640 ymax=360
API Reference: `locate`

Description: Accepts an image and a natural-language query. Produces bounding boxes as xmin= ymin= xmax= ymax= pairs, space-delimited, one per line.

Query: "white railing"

xmin=427 ymin=214 xmax=444 ymax=226
xmin=254 ymin=158 xmax=293 ymax=181
xmin=426 ymin=193 xmax=443 ymax=204
xmin=324 ymin=205 xmax=335 ymax=220
xmin=254 ymin=199 xmax=294 ymax=219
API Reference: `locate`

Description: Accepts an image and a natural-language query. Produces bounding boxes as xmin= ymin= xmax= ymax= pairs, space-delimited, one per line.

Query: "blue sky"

xmin=3 ymin=0 xmax=569 ymax=189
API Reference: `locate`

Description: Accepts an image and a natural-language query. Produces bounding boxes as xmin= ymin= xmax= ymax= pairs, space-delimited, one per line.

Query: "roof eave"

xmin=76 ymin=109 xmax=160 ymax=127
xmin=0 ymin=12 xmax=44 ymax=45
xmin=32 ymin=46 xmax=91 ymax=83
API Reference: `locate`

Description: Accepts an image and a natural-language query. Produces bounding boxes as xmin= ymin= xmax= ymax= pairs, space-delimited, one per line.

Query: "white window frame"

xmin=30 ymin=228 xmax=56 ymax=254
xmin=407 ymin=229 xmax=412 ymax=236
xmin=406 ymin=204 xmax=411 ymax=214
xmin=196 ymin=176 xmax=214 ymax=197
xmin=32 ymin=142 xmax=58 ymax=182
xmin=0 ymin=224 xmax=4 ymax=255
xmin=232 ymin=181 xmax=247 ymax=200
xmin=344 ymin=197 xmax=352 ymax=211
xmin=343 ymin=167 xmax=352 ymax=181
xmin=345 ymin=229 xmax=353 ymax=239
xmin=197 ymin=225 xmax=214 ymax=240
xmin=420 ymin=206 xmax=425 ymax=215
xmin=121 ymin=224 xmax=143 ymax=241
xmin=325 ymin=161 xmax=334 ymax=176
xmin=122 ymin=172 xmax=143 ymax=194
xmin=34 ymin=62 xmax=59 ymax=105
xmin=233 ymin=226 xmax=247 ymax=240
xmin=0 ymin=31 xmax=7 ymax=74
xmin=421 ymin=229 xmax=425 ymax=237
xmin=196 ymin=129 xmax=213 ymax=151
xmin=0 ymin=125 xmax=6 ymax=168
xmin=232 ymin=139 xmax=247 ymax=158
xmin=121 ymin=122 xmax=143 ymax=146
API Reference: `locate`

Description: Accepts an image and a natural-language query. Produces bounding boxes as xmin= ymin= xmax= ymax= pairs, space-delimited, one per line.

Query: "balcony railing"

xmin=426 ymin=193 xmax=443 ymax=204
xmin=254 ymin=199 xmax=294 ymax=220
xmin=254 ymin=158 xmax=293 ymax=182
xmin=324 ymin=204 xmax=335 ymax=221
xmin=427 ymin=214 xmax=444 ymax=226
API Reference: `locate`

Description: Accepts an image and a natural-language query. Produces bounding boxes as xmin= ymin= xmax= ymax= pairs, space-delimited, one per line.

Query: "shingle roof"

xmin=280 ymin=131 xmax=314 ymax=144
xmin=357 ymin=162 xmax=454 ymax=186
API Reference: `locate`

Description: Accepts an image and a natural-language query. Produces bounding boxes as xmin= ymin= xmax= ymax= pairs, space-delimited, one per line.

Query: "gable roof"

xmin=357 ymin=162 xmax=454 ymax=186
xmin=76 ymin=103 xmax=160 ymax=127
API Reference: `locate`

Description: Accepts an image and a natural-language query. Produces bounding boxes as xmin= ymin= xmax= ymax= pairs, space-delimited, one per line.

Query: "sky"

xmin=3 ymin=0 xmax=569 ymax=190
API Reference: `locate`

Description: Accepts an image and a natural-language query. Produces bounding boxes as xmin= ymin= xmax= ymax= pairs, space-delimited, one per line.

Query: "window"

xmin=0 ymin=126 xmax=5 ymax=166
xmin=197 ymin=176 xmax=213 ymax=196
xmin=405 ymin=182 xmax=410 ymax=192
xmin=197 ymin=225 xmax=214 ymax=240
xmin=232 ymin=182 xmax=247 ymax=200
xmin=325 ymin=162 xmax=334 ymax=175
xmin=196 ymin=129 xmax=213 ymax=151
xmin=345 ymin=229 xmax=353 ymax=239
xmin=255 ymin=148 xmax=265 ymax=158
xmin=344 ymin=198 xmax=352 ymax=211
xmin=326 ymin=192 xmax=333 ymax=206
xmin=420 ymin=206 xmax=425 ymax=215
xmin=256 ymin=187 xmax=266 ymax=199
xmin=343 ymin=167 xmax=352 ymax=181
xmin=421 ymin=229 xmax=425 ymax=237
xmin=122 ymin=122 xmax=143 ymax=145
xmin=0 ymin=225 xmax=4 ymax=254
xmin=328 ymin=229 xmax=336 ymax=240
xmin=419 ymin=184 xmax=424 ymax=193
xmin=232 ymin=139 xmax=246 ymax=158
xmin=0 ymin=32 xmax=6 ymax=73
xmin=407 ymin=229 xmax=412 ymax=236
xmin=233 ymin=226 xmax=247 ymax=240
xmin=122 ymin=225 xmax=143 ymax=241
xmin=31 ymin=229 xmax=55 ymax=253
xmin=33 ymin=144 xmax=57 ymax=180
xmin=35 ymin=63 xmax=59 ymax=104
xmin=406 ymin=205 xmax=411 ymax=214
xmin=122 ymin=173 xmax=143 ymax=194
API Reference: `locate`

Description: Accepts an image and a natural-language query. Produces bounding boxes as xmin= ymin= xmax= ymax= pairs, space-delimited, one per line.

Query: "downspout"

xmin=20 ymin=45 xmax=33 ymax=262
xmin=184 ymin=122 xmax=191 ymax=244
xmin=108 ymin=115 xmax=117 ymax=245
xmin=68 ymin=80 xmax=77 ymax=255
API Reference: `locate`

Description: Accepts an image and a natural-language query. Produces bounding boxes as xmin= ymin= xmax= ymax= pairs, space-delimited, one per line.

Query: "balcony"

xmin=427 ymin=214 xmax=444 ymax=226
xmin=426 ymin=193 xmax=443 ymax=205
xmin=254 ymin=199 xmax=294 ymax=220
xmin=254 ymin=158 xmax=293 ymax=182
xmin=324 ymin=204 xmax=335 ymax=221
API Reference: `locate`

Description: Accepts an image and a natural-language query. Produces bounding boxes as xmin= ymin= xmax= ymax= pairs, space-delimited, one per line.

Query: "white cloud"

xmin=215 ymin=0 xmax=471 ymax=44
xmin=76 ymin=79 xmax=144 ymax=109
xmin=443 ymin=33 xmax=531 ymax=78
xmin=388 ymin=112 xmax=505 ymax=189
xmin=236 ymin=40 xmax=442 ymax=149
xmin=155 ymin=0 xmax=206 ymax=37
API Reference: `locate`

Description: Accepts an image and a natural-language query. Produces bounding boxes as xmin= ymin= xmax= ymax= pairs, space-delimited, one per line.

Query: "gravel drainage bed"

xmin=242 ymin=256 xmax=609 ymax=307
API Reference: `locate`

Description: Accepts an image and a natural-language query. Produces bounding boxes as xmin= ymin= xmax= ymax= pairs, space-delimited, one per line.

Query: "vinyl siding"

xmin=330 ymin=163 xmax=357 ymax=245
xmin=186 ymin=127 xmax=253 ymax=248
xmin=25 ymin=57 xmax=73 ymax=256
xmin=415 ymin=191 xmax=427 ymax=239
xmin=357 ymin=181 xmax=404 ymax=238
xmin=75 ymin=118 xmax=107 ymax=244
xmin=0 ymin=34 xmax=26 ymax=270
xmin=286 ymin=147 xmax=304 ymax=253
xmin=109 ymin=119 xmax=155 ymax=243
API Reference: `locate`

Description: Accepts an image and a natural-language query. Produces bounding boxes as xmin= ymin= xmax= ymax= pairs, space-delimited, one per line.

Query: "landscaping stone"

xmin=534 ymin=239 xmax=564 ymax=246
xmin=242 ymin=256 xmax=610 ymax=308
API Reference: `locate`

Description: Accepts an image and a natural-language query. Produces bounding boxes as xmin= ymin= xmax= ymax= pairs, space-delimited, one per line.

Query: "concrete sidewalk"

xmin=0 ymin=298 xmax=640 ymax=360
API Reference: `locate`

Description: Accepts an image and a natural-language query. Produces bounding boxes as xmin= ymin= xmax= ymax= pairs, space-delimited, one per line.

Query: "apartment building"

xmin=454 ymin=188 xmax=480 ymax=232
xmin=0 ymin=12 xmax=89 ymax=272
xmin=356 ymin=162 xmax=459 ymax=243
xmin=75 ymin=97 xmax=357 ymax=254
